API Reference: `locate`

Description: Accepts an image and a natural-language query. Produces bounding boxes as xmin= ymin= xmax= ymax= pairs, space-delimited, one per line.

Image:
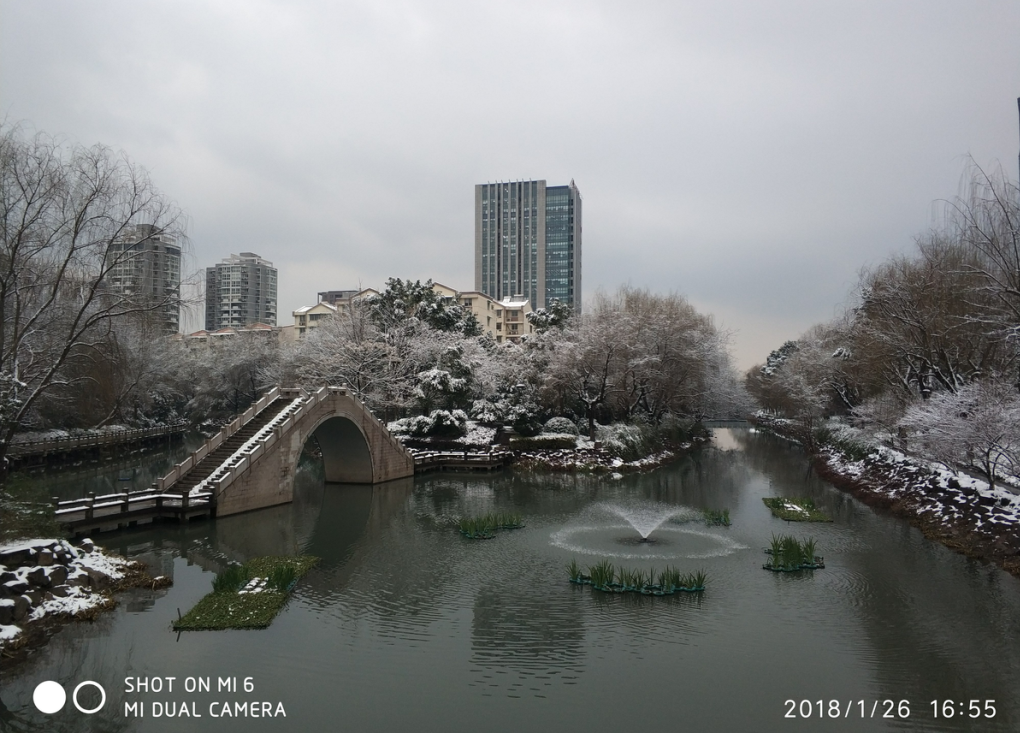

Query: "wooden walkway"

xmin=9 ymin=423 xmax=187 ymax=467
xmin=54 ymin=389 xmax=290 ymax=536
xmin=54 ymin=488 xmax=214 ymax=536
xmin=412 ymin=449 xmax=512 ymax=473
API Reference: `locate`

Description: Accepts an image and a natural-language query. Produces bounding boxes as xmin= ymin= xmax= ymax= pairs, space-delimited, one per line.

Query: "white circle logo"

xmin=32 ymin=681 xmax=66 ymax=714
xmin=73 ymin=681 xmax=107 ymax=714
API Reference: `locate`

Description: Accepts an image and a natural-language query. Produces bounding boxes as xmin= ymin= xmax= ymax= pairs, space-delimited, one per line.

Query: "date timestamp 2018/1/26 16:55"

xmin=783 ymin=699 xmax=996 ymax=720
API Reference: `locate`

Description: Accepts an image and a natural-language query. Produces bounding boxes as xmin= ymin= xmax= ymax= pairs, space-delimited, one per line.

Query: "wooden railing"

xmin=53 ymin=488 xmax=214 ymax=525
xmin=412 ymin=449 xmax=511 ymax=471
xmin=8 ymin=423 xmax=187 ymax=458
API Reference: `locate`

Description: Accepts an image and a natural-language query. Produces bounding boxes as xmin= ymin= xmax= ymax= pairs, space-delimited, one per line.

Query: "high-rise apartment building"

xmin=105 ymin=223 xmax=182 ymax=332
xmin=474 ymin=179 xmax=582 ymax=313
xmin=205 ymin=252 xmax=278 ymax=330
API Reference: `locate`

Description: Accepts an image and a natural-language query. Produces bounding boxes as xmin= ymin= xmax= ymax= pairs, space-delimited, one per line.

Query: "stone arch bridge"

xmin=179 ymin=386 xmax=416 ymax=516
xmin=56 ymin=387 xmax=415 ymax=532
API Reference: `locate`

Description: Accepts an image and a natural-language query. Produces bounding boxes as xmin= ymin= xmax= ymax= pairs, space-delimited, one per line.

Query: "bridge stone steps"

xmin=173 ymin=398 xmax=292 ymax=494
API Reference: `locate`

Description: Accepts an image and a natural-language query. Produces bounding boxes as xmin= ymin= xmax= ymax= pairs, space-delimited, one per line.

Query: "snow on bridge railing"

xmin=156 ymin=387 xmax=410 ymax=497
xmin=212 ymin=387 xmax=412 ymax=494
xmin=53 ymin=488 xmax=214 ymax=525
xmin=8 ymin=423 xmax=188 ymax=457
xmin=153 ymin=387 xmax=283 ymax=491
xmin=202 ymin=395 xmax=309 ymax=496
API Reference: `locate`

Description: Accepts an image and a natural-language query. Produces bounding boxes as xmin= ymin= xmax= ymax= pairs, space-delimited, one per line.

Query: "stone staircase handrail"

xmin=153 ymin=386 xmax=283 ymax=492
xmin=205 ymin=393 xmax=310 ymax=496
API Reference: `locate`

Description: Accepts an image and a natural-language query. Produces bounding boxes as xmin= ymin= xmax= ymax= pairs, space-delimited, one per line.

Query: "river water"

xmin=2 ymin=425 xmax=1019 ymax=732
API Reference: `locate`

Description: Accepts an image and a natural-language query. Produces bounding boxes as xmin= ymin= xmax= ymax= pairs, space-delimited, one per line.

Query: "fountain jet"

xmin=599 ymin=502 xmax=698 ymax=541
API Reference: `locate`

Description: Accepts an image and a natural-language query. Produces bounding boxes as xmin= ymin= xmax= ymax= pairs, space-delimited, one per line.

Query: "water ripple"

xmin=550 ymin=524 xmax=748 ymax=560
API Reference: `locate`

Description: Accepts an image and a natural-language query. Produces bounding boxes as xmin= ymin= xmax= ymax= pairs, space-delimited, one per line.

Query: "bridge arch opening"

xmin=309 ymin=416 xmax=375 ymax=483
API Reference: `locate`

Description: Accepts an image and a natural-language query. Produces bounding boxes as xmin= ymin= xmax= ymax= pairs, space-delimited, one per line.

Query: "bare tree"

xmin=854 ymin=239 xmax=1004 ymax=398
xmin=944 ymin=162 xmax=1020 ymax=338
xmin=0 ymin=125 xmax=186 ymax=471
xmin=544 ymin=287 xmax=737 ymax=433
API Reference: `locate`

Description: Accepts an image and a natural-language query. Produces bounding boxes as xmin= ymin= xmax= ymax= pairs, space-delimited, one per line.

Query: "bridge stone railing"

xmin=209 ymin=386 xmax=411 ymax=496
xmin=153 ymin=386 xmax=281 ymax=492
xmin=207 ymin=390 xmax=316 ymax=496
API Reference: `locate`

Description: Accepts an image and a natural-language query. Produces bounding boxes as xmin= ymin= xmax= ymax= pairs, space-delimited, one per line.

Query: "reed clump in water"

xmin=567 ymin=559 xmax=706 ymax=594
xmin=459 ymin=512 xmax=525 ymax=539
xmin=212 ymin=564 xmax=249 ymax=594
xmin=703 ymin=509 xmax=731 ymax=526
xmin=763 ymin=534 xmax=824 ymax=571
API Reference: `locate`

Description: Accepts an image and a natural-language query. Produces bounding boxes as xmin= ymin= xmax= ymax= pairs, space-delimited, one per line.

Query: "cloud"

xmin=2 ymin=0 xmax=1018 ymax=368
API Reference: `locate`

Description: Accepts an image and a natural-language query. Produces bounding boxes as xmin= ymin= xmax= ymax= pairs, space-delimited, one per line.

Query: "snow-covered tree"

xmin=899 ymin=379 xmax=1020 ymax=489
xmin=544 ymin=287 xmax=737 ymax=434
xmin=527 ymin=299 xmax=572 ymax=334
xmin=285 ymin=299 xmax=398 ymax=411
xmin=0 ymin=124 xmax=186 ymax=471
xmin=370 ymin=278 xmax=480 ymax=336
xmin=188 ymin=333 xmax=280 ymax=420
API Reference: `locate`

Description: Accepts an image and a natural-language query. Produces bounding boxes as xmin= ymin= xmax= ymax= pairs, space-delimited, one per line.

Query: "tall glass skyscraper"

xmin=474 ymin=179 xmax=581 ymax=313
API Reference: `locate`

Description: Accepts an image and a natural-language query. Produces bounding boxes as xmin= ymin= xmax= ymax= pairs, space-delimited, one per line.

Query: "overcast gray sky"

xmin=2 ymin=0 xmax=1018 ymax=369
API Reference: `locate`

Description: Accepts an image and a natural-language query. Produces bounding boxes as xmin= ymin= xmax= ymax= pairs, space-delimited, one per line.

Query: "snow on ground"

xmin=238 ymin=578 xmax=269 ymax=594
xmin=821 ymin=442 xmax=1020 ymax=532
xmin=0 ymin=538 xmax=143 ymax=649
xmin=30 ymin=585 xmax=113 ymax=622
xmin=0 ymin=624 xmax=20 ymax=641
xmin=75 ymin=547 xmax=131 ymax=580
xmin=0 ymin=538 xmax=66 ymax=555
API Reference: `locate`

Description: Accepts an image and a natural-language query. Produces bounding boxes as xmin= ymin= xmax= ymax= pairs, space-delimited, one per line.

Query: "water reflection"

xmin=11 ymin=432 xmax=206 ymax=503
xmin=470 ymin=581 xmax=586 ymax=697
xmin=3 ymin=426 xmax=1020 ymax=732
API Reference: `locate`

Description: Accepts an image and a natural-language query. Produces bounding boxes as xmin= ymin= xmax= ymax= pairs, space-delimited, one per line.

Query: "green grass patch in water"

xmin=763 ymin=534 xmax=824 ymax=571
xmin=174 ymin=555 xmax=318 ymax=630
xmin=762 ymin=497 xmax=832 ymax=522
xmin=703 ymin=508 xmax=731 ymax=526
xmin=458 ymin=512 xmax=524 ymax=539
xmin=568 ymin=558 xmax=706 ymax=594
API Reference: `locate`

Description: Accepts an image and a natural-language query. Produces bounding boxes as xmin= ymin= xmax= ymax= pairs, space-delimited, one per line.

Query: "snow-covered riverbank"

xmin=0 ymin=538 xmax=170 ymax=663
xmin=752 ymin=415 xmax=1020 ymax=578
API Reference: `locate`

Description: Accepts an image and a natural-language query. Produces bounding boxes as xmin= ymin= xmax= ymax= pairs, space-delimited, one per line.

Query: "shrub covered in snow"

xmin=899 ymin=381 xmax=1020 ymax=489
xmin=469 ymin=399 xmax=502 ymax=426
xmin=414 ymin=367 xmax=469 ymax=414
xmin=390 ymin=409 xmax=468 ymax=438
xmin=510 ymin=434 xmax=577 ymax=451
xmin=469 ymin=383 xmax=543 ymax=436
xmin=543 ymin=417 xmax=579 ymax=436
xmin=597 ymin=423 xmax=655 ymax=461
xmin=457 ymin=422 xmax=496 ymax=446
xmin=813 ymin=418 xmax=875 ymax=461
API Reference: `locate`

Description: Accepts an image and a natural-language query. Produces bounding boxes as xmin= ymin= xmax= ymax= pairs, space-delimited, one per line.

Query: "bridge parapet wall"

xmin=214 ymin=387 xmax=414 ymax=517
